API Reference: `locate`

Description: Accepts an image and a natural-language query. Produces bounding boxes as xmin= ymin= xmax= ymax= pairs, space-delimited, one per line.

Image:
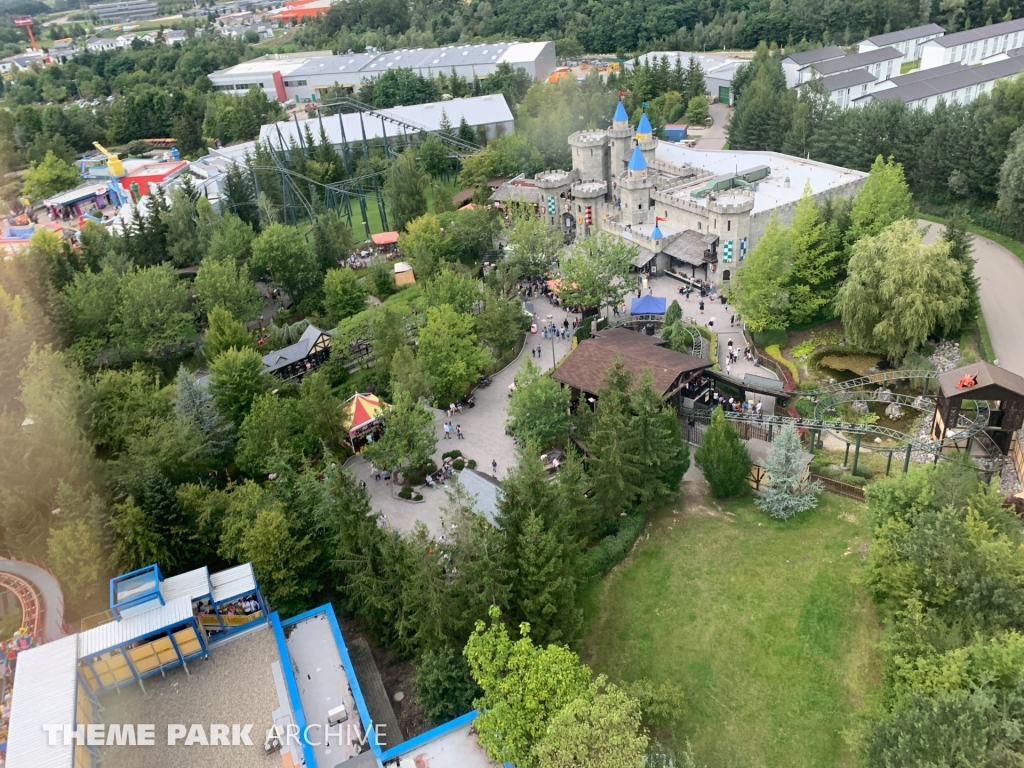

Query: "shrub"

xmin=397 ymin=486 xmax=424 ymax=500
xmin=406 ymin=459 xmax=438 ymax=486
xmin=794 ymin=397 xmax=815 ymax=418
xmin=581 ymin=512 xmax=645 ymax=579
xmin=452 ymin=458 xmax=465 ymax=470
xmin=752 ymin=329 xmax=788 ymax=348
xmin=441 ymin=449 xmax=463 ymax=460
xmin=467 ymin=459 xmax=477 ymax=469
xmin=414 ymin=645 xmax=481 ymax=725
xmin=694 ymin=407 xmax=752 ymax=498
xmin=765 ymin=344 xmax=799 ymax=383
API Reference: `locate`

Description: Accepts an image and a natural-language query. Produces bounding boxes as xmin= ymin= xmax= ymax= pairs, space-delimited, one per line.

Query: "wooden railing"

xmin=1011 ymin=431 xmax=1024 ymax=490
xmin=810 ymin=474 xmax=866 ymax=501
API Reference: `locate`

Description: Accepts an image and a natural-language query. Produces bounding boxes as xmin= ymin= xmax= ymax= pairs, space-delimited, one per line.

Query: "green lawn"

xmin=900 ymin=60 xmax=921 ymax=74
xmin=581 ymin=492 xmax=880 ymax=768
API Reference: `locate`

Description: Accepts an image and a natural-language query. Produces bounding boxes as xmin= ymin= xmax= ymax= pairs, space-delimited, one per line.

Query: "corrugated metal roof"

xmin=819 ymin=69 xmax=877 ymax=90
xmin=814 ymin=47 xmax=902 ymax=76
xmin=4 ymin=634 xmax=80 ymax=768
xmin=211 ymin=563 xmax=257 ymax=603
xmin=862 ymin=23 xmax=944 ymax=46
xmin=259 ymin=95 xmax=513 ymax=149
xmin=784 ymin=45 xmax=846 ymax=67
xmin=927 ymin=16 xmax=1024 ymax=47
xmin=160 ymin=566 xmax=211 ymax=603
xmin=864 ymin=55 xmax=1024 ymax=103
xmin=79 ymin=595 xmax=194 ymax=658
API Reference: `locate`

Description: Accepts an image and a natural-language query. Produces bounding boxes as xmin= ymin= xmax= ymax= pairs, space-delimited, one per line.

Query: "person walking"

xmin=456 ymin=424 xmax=464 ymax=440
xmin=443 ymin=422 xmax=451 ymax=440
xmin=699 ymin=300 xmax=704 ymax=313
xmin=491 ymin=459 xmax=497 ymax=475
xmin=726 ymin=361 xmax=732 ymax=376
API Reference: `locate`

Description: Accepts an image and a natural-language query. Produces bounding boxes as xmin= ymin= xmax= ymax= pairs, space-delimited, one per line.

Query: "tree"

xmin=848 ymin=155 xmax=914 ymax=243
xmin=115 ymin=264 xmax=195 ymax=356
xmin=21 ymin=150 xmax=80 ymax=199
xmin=161 ymin=186 xmax=203 ymax=268
xmin=533 ymin=678 xmax=648 ymax=768
xmin=505 ymin=359 xmax=572 ymax=447
xmin=501 ymin=210 xmax=565 ymax=292
xmin=417 ymin=304 xmax=492 ymax=405
xmin=203 ymin=305 xmax=254 ymax=362
xmin=587 ymin=359 xmax=644 ymax=520
xmin=631 ymin=369 xmax=689 ymax=503
xmin=47 ymin=517 xmax=103 ymax=605
xmin=230 ymin=505 xmax=316 ymax=615
xmin=415 ymin=645 xmax=481 ymax=725
xmin=61 ymin=267 xmax=121 ymax=351
xmin=109 ymin=498 xmax=170 ymax=572
xmin=755 ymin=424 xmax=823 ymax=520
xmin=727 ymin=64 xmax=793 ymax=152
xmin=235 ymin=393 xmax=306 ymax=476
xmin=423 ymin=267 xmax=482 ymax=315
xmin=208 ymin=346 xmax=270 ymax=425
xmin=941 ymin=208 xmax=980 ymax=335
xmin=250 ymin=223 xmax=322 ymax=301
xmin=389 ymin=345 xmax=432 ymax=402
xmin=311 ymin=209 xmax=356 ymax=272
xmin=173 ymin=365 xmax=233 ymax=456
xmin=369 ymin=67 xmax=441 ymax=108
xmin=786 ymin=184 xmax=840 ymax=325
xmin=731 ymin=214 xmax=793 ymax=331
xmin=836 ymin=219 xmax=969 ymax=362
xmin=384 ymin=149 xmax=429 ymax=232
xmin=322 ymin=268 xmax=367 ymax=324
xmin=419 ymin=134 xmax=450 ymax=179
xmin=686 ymin=55 xmax=707 ymax=101
xmin=685 ymin=94 xmax=709 ymax=125
xmin=194 ymin=256 xmax=262 ymax=322
xmin=998 ymin=126 xmax=1024 ymax=216
xmin=206 ymin=214 xmax=255 ymax=264
xmin=694 ymin=407 xmax=751 ymax=498
xmin=664 ymin=299 xmax=682 ymax=327
xmin=464 ymin=606 xmax=592 ymax=768
xmin=362 ymin=389 xmax=437 ymax=480
xmin=556 ymin=234 xmax=634 ymax=314
xmin=476 ymin=291 xmax=530 ymax=352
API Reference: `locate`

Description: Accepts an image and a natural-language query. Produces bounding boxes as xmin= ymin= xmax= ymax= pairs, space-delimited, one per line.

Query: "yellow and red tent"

xmin=342 ymin=393 xmax=386 ymax=436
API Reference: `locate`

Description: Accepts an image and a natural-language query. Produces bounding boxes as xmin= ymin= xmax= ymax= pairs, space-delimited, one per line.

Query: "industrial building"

xmin=634 ymin=51 xmax=745 ymax=104
xmin=857 ymin=23 xmax=945 ymax=65
xmin=88 ymin=0 xmax=158 ymax=23
xmin=259 ymin=94 xmax=514 ymax=149
xmin=492 ymin=102 xmax=866 ymax=285
xmin=2 ymin=562 xmax=496 ymax=768
xmin=208 ymin=41 xmax=556 ymax=103
xmin=920 ymin=16 xmax=1024 ymax=68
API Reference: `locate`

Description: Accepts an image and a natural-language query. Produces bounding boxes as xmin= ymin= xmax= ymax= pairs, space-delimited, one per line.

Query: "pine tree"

xmin=587 ymin=358 xmax=645 ymax=521
xmin=664 ymin=299 xmax=682 ymax=326
xmin=173 ymin=365 xmax=234 ymax=456
xmin=203 ymin=305 xmax=254 ymax=362
xmin=686 ymin=55 xmax=707 ymax=102
xmin=847 ymin=155 xmax=914 ymax=244
xmin=755 ymin=424 xmax=823 ymax=519
xmin=512 ymin=510 xmax=582 ymax=647
xmin=941 ymin=207 xmax=980 ymax=335
xmin=786 ymin=183 xmax=839 ymax=325
xmin=631 ymin=369 xmax=689 ymax=504
xmin=694 ymin=407 xmax=751 ymax=498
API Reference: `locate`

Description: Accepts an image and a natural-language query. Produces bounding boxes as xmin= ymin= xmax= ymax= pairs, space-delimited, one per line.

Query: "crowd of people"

xmin=1 ymin=628 xmax=37 ymax=760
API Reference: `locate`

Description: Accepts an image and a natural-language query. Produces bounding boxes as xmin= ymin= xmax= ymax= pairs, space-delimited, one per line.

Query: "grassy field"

xmin=581 ymin=490 xmax=880 ymax=768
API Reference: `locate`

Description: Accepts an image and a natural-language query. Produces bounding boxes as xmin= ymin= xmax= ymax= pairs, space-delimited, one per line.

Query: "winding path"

xmin=920 ymin=220 xmax=1024 ymax=379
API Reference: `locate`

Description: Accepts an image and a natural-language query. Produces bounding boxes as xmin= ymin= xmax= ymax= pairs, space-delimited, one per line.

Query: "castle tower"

xmin=569 ymin=130 xmax=608 ymax=183
xmin=606 ymin=101 xmax=634 ymax=188
xmin=635 ymin=112 xmax=658 ymax=167
xmin=619 ymin=145 xmax=654 ymax=226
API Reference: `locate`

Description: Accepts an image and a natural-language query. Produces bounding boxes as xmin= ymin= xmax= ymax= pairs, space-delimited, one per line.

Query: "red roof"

xmin=342 ymin=393 xmax=387 ymax=434
xmin=371 ymin=231 xmax=399 ymax=245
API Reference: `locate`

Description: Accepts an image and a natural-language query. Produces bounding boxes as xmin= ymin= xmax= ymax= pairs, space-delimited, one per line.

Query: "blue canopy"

xmin=630 ymin=295 xmax=666 ymax=315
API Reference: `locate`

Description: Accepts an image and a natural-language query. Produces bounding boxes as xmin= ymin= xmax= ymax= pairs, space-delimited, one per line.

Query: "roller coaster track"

xmin=603 ymin=316 xmax=1002 ymax=470
xmin=0 ymin=556 xmax=69 ymax=642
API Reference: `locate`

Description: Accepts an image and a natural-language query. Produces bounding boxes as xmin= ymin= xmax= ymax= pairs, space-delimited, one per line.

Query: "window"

xmin=698 ymin=221 xmax=702 ymax=231
xmin=727 ymin=220 xmax=731 ymax=231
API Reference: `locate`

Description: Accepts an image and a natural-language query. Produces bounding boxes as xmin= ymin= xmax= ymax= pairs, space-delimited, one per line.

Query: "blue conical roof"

xmin=636 ymin=112 xmax=653 ymax=136
xmin=627 ymin=145 xmax=647 ymax=171
xmin=651 ymin=225 xmax=663 ymax=240
xmin=613 ymin=101 xmax=628 ymax=122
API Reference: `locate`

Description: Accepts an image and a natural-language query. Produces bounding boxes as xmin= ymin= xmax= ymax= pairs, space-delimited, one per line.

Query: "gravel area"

xmin=97 ymin=625 xmax=281 ymax=768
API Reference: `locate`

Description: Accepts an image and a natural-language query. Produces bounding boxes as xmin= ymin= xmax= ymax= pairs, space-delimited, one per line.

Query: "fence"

xmin=483 ymin=332 xmax=526 ymax=379
xmin=1012 ymin=431 xmax=1024 ymax=489
xmin=810 ymin=474 xmax=866 ymax=501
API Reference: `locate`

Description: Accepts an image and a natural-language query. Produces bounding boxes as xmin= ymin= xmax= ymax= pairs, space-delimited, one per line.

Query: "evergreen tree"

xmin=384 ymin=149 xmax=429 ymax=232
xmin=664 ymin=299 xmax=682 ymax=327
xmin=322 ymin=267 xmax=367 ymax=324
xmin=173 ymin=365 xmax=234 ymax=456
xmin=161 ymin=184 xmax=203 ymax=268
xmin=755 ymin=424 xmax=823 ymax=520
xmin=587 ymin=358 xmax=644 ymax=522
xmin=203 ymin=305 xmax=254 ymax=362
xmin=312 ymin=209 xmax=356 ymax=272
xmin=786 ymin=184 xmax=839 ymax=325
xmin=941 ymin=208 xmax=980 ymax=335
xmin=631 ymin=369 xmax=689 ymax=504
xmin=694 ymin=407 xmax=751 ymax=498
xmin=686 ymin=55 xmax=707 ymax=101
xmin=847 ymin=155 xmax=914 ymax=243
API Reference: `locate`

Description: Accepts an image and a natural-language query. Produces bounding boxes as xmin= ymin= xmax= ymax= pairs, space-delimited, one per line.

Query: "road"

xmin=920 ymin=220 xmax=1024 ymax=379
xmin=695 ymin=102 xmax=731 ymax=151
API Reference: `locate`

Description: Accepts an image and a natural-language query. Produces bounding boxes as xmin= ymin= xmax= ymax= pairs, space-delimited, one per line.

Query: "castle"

xmin=492 ymin=101 xmax=868 ymax=284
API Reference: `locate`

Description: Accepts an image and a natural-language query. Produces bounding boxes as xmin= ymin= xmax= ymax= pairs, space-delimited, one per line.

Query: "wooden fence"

xmin=810 ymin=474 xmax=866 ymax=501
xmin=1011 ymin=431 xmax=1024 ymax=490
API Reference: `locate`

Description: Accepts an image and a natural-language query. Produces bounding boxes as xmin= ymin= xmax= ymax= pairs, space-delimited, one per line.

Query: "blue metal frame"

xmin=207 ymin=588 xmax=268 ymax=642
xmin=109 ymin=564 xmax=164 ymax=620
xmin=270 ymin=611 xmax=319 ymax=768
xmin=377 ymin=710 xmax=479 ymax=762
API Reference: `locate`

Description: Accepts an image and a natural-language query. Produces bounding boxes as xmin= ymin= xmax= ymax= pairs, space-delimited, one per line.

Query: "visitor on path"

xmin=456 ymin=425 xmax=464 ymax=440
xmin=708 ymin=316 xmax=715 ymax=329
xmin=699 ymin=300 xmax=705 ymax=313
xmin=443 ymin=422 xmax=451 ymax=439
xmin=491 ymin=459 xmax=498 ymax=475
xmin=731 ymin=315 xmax=735 ymax=326
xmin=726 ymin=362 xmax=732 ymax=376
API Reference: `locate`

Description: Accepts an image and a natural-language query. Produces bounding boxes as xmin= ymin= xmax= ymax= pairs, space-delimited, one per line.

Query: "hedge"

xmin=398 ymin=486 xmax=424 ymax=501
xmin=751 ymin=329 xmax=788 ymax=349
xmin=765 ymin=344 xmax=799 ymax=383
xmin=452 ymin=458 xmax=465 ymax=470
xmin=441 ymin=450 xmax=463 ymax=460
xmin=581 ymin=512 xmax=645 ymax=579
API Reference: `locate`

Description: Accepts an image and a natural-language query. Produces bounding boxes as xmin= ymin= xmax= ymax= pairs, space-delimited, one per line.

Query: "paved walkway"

xmin=692 ymin=102 xmax=731 ymax=151
xmin=352 ymin=292 xmax=579 ymax=537
xmin=920 ymin=220 xmax=1024 ymax=379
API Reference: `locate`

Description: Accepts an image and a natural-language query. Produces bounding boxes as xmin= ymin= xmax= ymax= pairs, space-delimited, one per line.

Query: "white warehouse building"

xmin=208 ymin=41 xmax=556 ymax=103
xmin=857 ymin=23 xmax=945 ymax=65
xmin=920 ymin=16 xmax=1024 ymax=69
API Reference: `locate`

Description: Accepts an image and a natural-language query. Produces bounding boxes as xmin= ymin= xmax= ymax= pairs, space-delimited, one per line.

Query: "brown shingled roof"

xmin=552 ymin=327 xmax=710 ymax=396
xmin=938 ymin=362 xmax=1024 ymax=400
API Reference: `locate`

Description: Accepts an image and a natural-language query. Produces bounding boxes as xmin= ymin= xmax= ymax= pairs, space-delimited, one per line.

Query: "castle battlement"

xmin=568 ymin=130 xmax=607 ymax=146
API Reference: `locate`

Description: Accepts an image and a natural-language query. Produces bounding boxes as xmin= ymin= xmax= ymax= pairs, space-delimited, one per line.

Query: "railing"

xmin=606 ymin=314 xmax=709 ymax=359
xmin=1012 ymin=431 xmax=1024 ymax=489
xmin=810 ymin=474 xmax=866 ymax=501
xmin=483 ymin=332 xmax=527 ymax=378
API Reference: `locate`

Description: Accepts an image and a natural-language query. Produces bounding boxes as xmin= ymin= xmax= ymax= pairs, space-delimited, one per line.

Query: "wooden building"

xmin=551 ymin=327 xmax=712 ymax=408
xmin=261 ymin=324 xmax=332 ymax=380
xmin=932 ymin=362 xmax=1024 ymax=454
